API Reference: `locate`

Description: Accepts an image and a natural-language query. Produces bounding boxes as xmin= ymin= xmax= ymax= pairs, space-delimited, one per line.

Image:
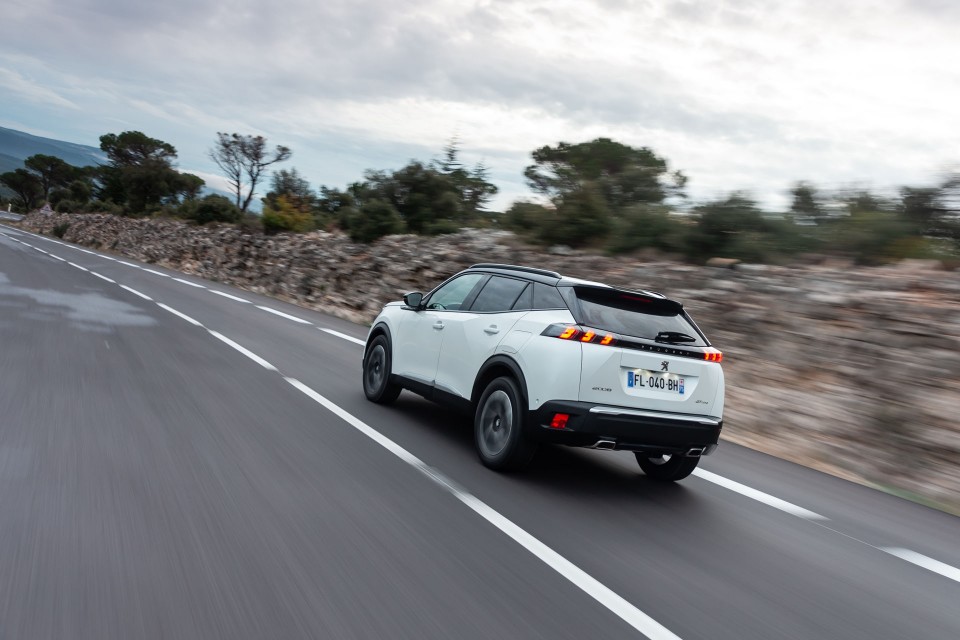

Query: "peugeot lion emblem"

xmin=661 ymin=360 xmax=669 ymax=372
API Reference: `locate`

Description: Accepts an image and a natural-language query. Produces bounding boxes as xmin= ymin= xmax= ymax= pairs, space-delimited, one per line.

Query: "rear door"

xmin=434 ymin=276 xmax=530 ymax=401
xmin=568 ymin=287 xmax=724 ymax=418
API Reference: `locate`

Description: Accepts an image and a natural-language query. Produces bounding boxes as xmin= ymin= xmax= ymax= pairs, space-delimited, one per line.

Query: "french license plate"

xmin=627 ymin=370 xmax=685 ymax=394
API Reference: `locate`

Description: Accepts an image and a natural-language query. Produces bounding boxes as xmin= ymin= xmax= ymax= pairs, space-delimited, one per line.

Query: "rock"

xmin=706 ymin=257 xmax=740 ymax=268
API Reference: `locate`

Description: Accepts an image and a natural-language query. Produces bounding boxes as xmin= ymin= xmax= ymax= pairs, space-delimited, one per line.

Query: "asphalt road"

xmin=1 ymin=224 xmax=958 ymax=640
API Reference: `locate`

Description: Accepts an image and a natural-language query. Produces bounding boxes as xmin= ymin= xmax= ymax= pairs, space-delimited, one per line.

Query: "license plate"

xmin=627 ymin=370 xmax=685 ymax=394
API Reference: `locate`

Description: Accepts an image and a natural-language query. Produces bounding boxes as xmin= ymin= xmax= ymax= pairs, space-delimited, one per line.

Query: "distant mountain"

xmin=0 ymin=126 xmax=107 ymax=173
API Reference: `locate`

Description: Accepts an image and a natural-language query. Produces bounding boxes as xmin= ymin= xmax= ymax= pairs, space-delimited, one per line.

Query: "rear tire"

xmin=474 ymin=377 xmax=536 ymax=471
xmin=635 ymin=453 xmax=699 ymax=481
xmin=362 ymin=335 xmax=402 ymax=404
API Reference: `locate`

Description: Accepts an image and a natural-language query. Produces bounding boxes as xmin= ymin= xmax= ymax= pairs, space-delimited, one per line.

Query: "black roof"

xmin=466 ymin=263 xmax=665 ymax=299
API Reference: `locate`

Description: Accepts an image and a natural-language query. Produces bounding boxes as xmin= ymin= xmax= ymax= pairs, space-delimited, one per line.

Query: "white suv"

xmin=362 ymin=264 xmax=725 ymax=480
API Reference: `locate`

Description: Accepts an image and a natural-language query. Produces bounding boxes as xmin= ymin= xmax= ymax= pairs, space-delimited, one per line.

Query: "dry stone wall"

xmin=19 ymin=212 xmax=960 ymax=508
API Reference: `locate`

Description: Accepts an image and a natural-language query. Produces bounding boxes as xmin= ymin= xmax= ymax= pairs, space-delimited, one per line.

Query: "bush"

xmin=180 ymin=194 xmax=242 ymax=225
xmin=346 ymin=199 xmax=404 ymax=243
xmin=262 ymin=194 xmax=314 ymax=234
xmin=55 ymin=200 xmax=80 ymax=213
xmin=52 ymin=222 xmax=70 ymax=238
xmin=607 ymin=204 xmax=688 ymax=255
xmin=83 ymin=200 xmax=124 ymax=215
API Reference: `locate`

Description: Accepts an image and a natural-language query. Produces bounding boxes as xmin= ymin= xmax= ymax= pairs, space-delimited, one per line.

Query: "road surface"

xmin=1 ymin=224 xmax=958 ymax=639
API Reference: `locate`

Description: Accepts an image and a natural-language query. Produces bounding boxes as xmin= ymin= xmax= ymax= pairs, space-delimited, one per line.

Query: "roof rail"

xmin=469 ymin=263 xmax=563 ymax=279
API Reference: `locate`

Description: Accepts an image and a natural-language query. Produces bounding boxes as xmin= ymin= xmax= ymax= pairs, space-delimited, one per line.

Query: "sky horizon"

xmin=2 ymin=0 xmax=957 ymax=213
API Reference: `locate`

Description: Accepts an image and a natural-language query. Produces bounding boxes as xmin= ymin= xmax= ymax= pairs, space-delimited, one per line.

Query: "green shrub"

xmin=52 ymin=222 xmax=70 ymax=238
xmin=180 ymin=194 xmax=242 ymax=225
xmin=262 ymin=195 xmax=314 ymax=234
xmin=346 ymin=199 xmax=404 ymax=243
xmin=55 ymin=200 xmax=79 ymax=213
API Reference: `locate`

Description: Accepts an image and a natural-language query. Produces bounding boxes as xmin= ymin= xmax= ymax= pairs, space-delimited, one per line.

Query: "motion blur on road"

xmin=2 ymin=225 xmax=959 ymax=640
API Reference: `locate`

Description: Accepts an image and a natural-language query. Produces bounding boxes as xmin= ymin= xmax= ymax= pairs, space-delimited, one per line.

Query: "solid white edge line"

xmin=284 ymin=377 xmax=682 ymax=640
xmin=692 ymin=469 xmax=827 ymax=521
xmin=142 ymin=268 xmax=169 ymax=277
xmin=882 ymin=548 xmax=960 ymax=584
xmin=118 ymin=261 xmax=140 ymax=268
xmin=51 ymin=255 xmax=66 ymax=262
xmin=256 ymin=305 xmax=312 ymax=324
xmin=173 ymin=277 xmax=206 ymax=288
xmin=119 ymin=285 xmax=152 ymax=301
xmin=210 ymin=290 xmax=251 ymax=303
xmin=67 ymin=262 xmax=89 ymax=272
xmin=91 ymin=272 xmax=116 ymax=284
xmin=156 ymin=303 xmax=203 ymax=327
xmin=320 ymin=328 xmax=366 ymax=346
xmin=208 ymin=331 xmax=278 ymax=371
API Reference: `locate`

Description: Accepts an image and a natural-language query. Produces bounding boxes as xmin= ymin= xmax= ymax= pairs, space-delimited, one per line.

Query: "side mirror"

xmin=403 ymin=292 xmax=424 ymax=309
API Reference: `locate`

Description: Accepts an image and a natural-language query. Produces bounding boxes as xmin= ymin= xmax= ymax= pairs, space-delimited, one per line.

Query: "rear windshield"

xmin=566 ymin=286 xmax=706 ymax=346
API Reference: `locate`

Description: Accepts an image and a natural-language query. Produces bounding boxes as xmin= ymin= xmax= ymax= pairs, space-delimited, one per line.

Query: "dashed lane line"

xmin=91 ymin=272 xmax=116 ymax=284
xmin=156 ymin=303 xmax=203 ymax=327
xmin=119 ymin=285 xmax=153 ymax=301
xmin=210 ymin=290 xmax=251 ymax=303
xmin=256 ymin=305 xmax=312 ymax=325
xmin=319 ymin=328 xmax=366 ymax=345
xmin=692 ymin=468 xmax=828 ymax=521
xmin=208 ymin=331 xmax=279 ymax=371
xmin=173 ymin=277 xmax=206 ymax=289
xmin=882 ymin=548 xmax=960 ymax=585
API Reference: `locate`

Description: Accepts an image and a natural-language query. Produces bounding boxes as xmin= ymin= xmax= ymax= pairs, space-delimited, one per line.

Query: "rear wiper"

xmin=655 ymin=331 xmax=696 ymax=344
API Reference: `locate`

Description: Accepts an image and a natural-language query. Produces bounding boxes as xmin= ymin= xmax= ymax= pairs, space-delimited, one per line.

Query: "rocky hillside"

xmin=17 ymin=212 xmax=960 ymax=508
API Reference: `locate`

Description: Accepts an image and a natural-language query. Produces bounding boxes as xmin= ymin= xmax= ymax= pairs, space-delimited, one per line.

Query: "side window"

xmin=426 ymin=274 xmax=485 ymax=310
xmin=512 ymin=284 xmax=533 ymax=310
xmin=533 ymin=283 xmax=566 ymax=310
xmin=470 ymin=276 xmax=528 ymax=312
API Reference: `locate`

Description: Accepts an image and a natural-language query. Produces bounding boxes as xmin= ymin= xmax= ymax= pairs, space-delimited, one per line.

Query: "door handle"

xmin=484 ymin=325 xmax=500 ymax=335
xmin=433 ymin=321 xmax=444 ymax=331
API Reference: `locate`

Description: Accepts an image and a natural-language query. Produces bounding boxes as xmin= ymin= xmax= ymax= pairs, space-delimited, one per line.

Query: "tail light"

xmin=704 ymin=348 xmax=723 ymax=363
xmin=542 ymin=324 xmax=617 ymax=347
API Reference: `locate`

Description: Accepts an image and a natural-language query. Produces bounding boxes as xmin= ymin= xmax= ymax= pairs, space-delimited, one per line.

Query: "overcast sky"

xmin=2 ymin=0 xmax=958 ymax=210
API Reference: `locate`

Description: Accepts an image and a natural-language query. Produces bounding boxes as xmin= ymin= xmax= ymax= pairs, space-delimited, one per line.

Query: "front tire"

xmin=362 ymin=335 xmax=402 ymax=404
xmin=635 ymin=453 xmax=699 ymax=481
xmin=474 ymin=377 xmax=536 ymax=471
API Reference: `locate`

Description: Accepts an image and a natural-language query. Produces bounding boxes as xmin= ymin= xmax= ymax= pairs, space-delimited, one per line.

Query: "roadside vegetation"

xmin=2 ymin=130 xmax=957 ymax=265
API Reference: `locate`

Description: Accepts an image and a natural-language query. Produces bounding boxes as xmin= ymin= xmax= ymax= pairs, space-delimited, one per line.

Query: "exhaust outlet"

xmin=685 ymin=447 xmax=705 ymax=458
xmin=591 ymin=440 xmax=617 ymax=451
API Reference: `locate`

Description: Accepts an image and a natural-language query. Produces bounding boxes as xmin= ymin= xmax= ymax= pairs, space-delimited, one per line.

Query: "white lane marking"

xmin=320 ymin=328 xmax=366 ymax=346
xmin=101 ymin=256 xmax=117 ymax=261
xmin=285 ymin=377 xmax=682 ymax=640
xmin=142 ymin=268 xmax=169 ymax=277
xmin=692 ymin=468 xmax=828 ymax=521
xmin=256 ymin=305 xmax=312 ymax=325
xmin=208 ymin=331 xmax=278 ymax=371
xmin=173 ymin=277 xmax=206 ymax=289
xmin=883 ymin=548 xmax=960 ymax=584
xmin=118 ymin=261 xmax=140 ymax=268
xmin=119 ymin=284 xmax=152 ymax=301
xmin=156 ymin=303 xmax=203 ymax=326
xmin=78 ymin=249 xmax=96 ymax=255
xmin=34 ymin=247 xmax=49 ymax=254
xmin=91 ymin=272 xmax=116 ymax=284
xmin=210 ymin=290 xmax=251 ymax=303
xmin=67 ymin=262 xmax=89 ymax=272
xmin=51 ymin=255 xmax=67 ymax=262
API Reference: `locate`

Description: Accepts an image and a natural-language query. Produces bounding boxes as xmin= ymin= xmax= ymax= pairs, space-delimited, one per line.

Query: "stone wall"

xmin=18 ymin=212 xmax=960 ymax=508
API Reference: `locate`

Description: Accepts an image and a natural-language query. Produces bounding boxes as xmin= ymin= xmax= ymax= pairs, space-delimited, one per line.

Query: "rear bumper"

xmin=529 ymin=400 xmax=722 ymax=455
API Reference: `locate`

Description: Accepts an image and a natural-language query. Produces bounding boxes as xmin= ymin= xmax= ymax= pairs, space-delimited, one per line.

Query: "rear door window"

xmin=511 ymin=284 xmax=533 ymax=310
xmin=533 ymin=283 xmax=566 ymax=310
xmin=469 ymin=276 xmax=529 ymax=312
xmin=570 ymin=287 xmax=706 ymax=345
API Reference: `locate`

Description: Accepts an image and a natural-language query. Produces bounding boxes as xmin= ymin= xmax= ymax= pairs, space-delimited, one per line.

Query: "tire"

xmin=362 ymin=335 xmax=402 ymax=404
xmin=635 ymin=452 xmax=700 ymax=481
xmin=474 ymin=376 xmax=536 ymax=471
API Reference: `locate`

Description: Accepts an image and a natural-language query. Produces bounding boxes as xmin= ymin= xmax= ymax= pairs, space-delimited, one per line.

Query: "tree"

xmin=789 ymin=181 xmax=825 ymax=223
xmin=262 ymin=194 xmax=315 ymax=234
xmin=210 ymin=133 xmax=291 ymax=213
xmin=432 ymin=138 xmax=499 ymax=217
xmin=524 ymin=138 xmax=685 ymax=208
xmin=98 ymin=131 xmax=197 ymax=213
xmin=181 ymin=194 xmax=242 ymax=225
xmin=263 ymin=167 xmax=314 ymax=211
xmin=0 ymin=169 xmax=43 ymax=211
xmin=24 ymin=154 xmax=76 ymax=199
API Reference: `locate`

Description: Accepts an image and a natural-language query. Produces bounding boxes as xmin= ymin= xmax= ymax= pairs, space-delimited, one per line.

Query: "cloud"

xmin=0 ymin=0 xmax=958 ymax=211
